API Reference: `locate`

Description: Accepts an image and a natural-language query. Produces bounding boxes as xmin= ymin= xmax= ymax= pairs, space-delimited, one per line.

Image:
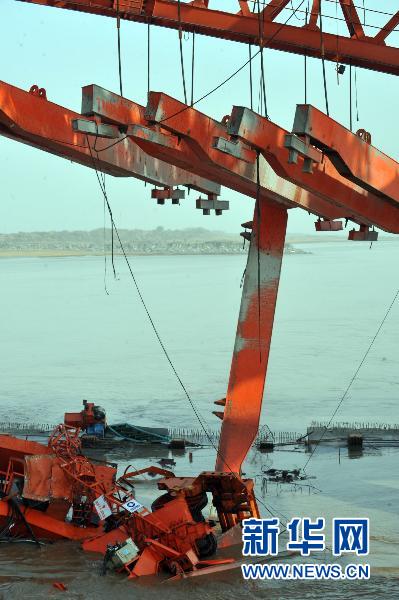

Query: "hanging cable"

xmin=177 ymin=0 xmax=188 ymax=104
xmin=257 ymin=74 xmax=263 ymax=115
xmin=257 ymin=0 xmax=269 ymax=119
xmin=349 ymin=63 xmax=353 ymax=131
xmin=103 ymin=192 xmax=110 ymax=295
xmin=354 ymin=66 xmax=360 ymax=121
xmin=319 ymin=0 xmax=330 ymax=115
xmin=253 ymin=0 xmax=398 ymax=33
xmin=94 ymin=132 xmax=111 ymax=293
xmin=303 ymin=286 xmax=399 ymax=470
xmin=304 ymin=4 xmax=309 ymax=103
xmin=249 ymin=44 xmax=253 ymax=110
xmin=190 ymin=32 xmax=195 ymax=106
xmin=147 ymin=20 xmax=151 ymax=102
xmin=155 ymin=0 xmax=307 ymax=122
xmin=95 ymin=146 xmax=117 ymax=282
xmin=110 ymin=217 xmax=117 ymax=279
xmin=86 ymin=138 xmax=228 ymax=456
xmin=361 ymin=0 xmax=366 ymax=25
xmin=304 ymin=54 xmax=307 ymax=103
xmin=87 ymin=142 xmax=209 ymax=441
xmin=260 ymin=60 xmax=268 ymax=118
xmin=116 ymin=0 xmax=123 ymax=96
xmin=256 ymin=152 xmax=262 ymax=363
xmin=335 ymin=0 xmax=340 ymax=85
xmin=289 ymin=0 xmax=307 ymax=21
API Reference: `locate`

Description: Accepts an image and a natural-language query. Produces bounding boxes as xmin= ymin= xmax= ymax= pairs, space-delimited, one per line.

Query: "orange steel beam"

xmin=292 ymin=104 xmax=399 ymax=204
xmin=216 ymin=200 xmax=287 ymax=474
xmin=0 ymin=80 xmax=344 ymax=221
xmin=339 ymin=0 xmax=365 ymax=39
xmin=227 ymin=106 xmax=399 ymax=233
xmin=374 ymin=10 xmax=399 ymax=44
xmin=3 ymin=81 xmax=399 ymax=233
xmin=0 ymin=81 xmax=220 ymax=195
xmin=16 ymin=0 xmax=399 ymax=75
xmin=137 ymin=91 xmax=347 ymax=220
xmin=140 ymin=91 xmax=399 ymax=232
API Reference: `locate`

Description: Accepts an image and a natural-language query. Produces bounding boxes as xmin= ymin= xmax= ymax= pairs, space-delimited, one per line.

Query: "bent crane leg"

xmin=216 ymin=198 xmax=288 ymax=474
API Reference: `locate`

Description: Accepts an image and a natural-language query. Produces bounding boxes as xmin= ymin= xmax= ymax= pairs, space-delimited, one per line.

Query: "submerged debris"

xmin=262 ymin=468 xmax=312 ymax=483
xmin=158 ymin=458 xmax=176 ymax=467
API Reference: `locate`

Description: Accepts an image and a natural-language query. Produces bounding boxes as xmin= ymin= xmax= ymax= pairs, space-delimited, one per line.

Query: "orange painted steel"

xmin=216 ymin=200 xmax=287 ymax=474
xmin=292 ymin=104 xmax=399 ymax=204
xmin=135 ymin=91 xmax=399 ymax=233
xmin=0 ymin=81 xmax=219 ymax=196
xmin=129 ymin=91 xmax=344 ymax=221
xmin=3 ymin=81 xmax=399 ymax=233
xmin=157 ymin=471 xmax=260 ymax=532
xmin=0 ymin=436 xmax=51 ymax=473
xmin=0 ymin=500 xmax=101 ymax=541
xmin=17 ymin=0 xmax=399 ymax=75
xmin=227 ymin=106 xmax=399 ymax=233
xmin=0 ymin=433 xmax=104 ymax=541
xmin=0 ymin=424 xmax=222 ymax=576
xmin=0 ymin=81 xmax=340 ymax=222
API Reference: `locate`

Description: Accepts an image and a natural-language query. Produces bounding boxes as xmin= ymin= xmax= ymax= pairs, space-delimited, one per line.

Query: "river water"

xmin=1 ymin=242 xmax=398 ymax=430
xmin=0 ymin=241 xmax=398 ymax=597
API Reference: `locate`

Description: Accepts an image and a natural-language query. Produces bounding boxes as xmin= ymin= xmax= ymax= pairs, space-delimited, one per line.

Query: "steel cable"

xmin=319 ymin=0 xmax=330 ymax=116
xmin=177 ymin=0 xmax=188 ymax=104
xmin=116 ymin=0 xmax=123 ymax=96
xmin=303 ymin=286 xmax=399 ymax=470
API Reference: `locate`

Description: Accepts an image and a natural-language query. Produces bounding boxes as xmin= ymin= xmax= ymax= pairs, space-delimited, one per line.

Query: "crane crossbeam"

xmin=0 ymin=80 xmax=220 ymax=195
xmin=2 ymin=81 xmax=399 ymax=233
xmin=16 ymin=0 xmax=399 ymax=75
xmin=142 ymin=91 xmax=399 ymax=232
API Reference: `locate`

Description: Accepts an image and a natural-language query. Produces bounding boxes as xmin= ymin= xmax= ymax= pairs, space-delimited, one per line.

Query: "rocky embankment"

xmin=0 ymin=228 xmax=306 ymax=256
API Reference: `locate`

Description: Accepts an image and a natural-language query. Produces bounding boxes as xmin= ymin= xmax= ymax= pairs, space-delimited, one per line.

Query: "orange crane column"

xmin=216 ymin=197 xmax=287 ymax=474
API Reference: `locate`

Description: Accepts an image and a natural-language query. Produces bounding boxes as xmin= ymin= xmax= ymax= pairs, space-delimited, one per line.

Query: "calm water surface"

xmin=1 ymin=242 xmax=398 ymax=430
xmin=0 ymin=241 xmax=398 ymax=598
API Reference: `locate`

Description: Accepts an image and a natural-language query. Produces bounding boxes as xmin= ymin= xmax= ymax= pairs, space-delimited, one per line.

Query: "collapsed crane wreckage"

xmin=1 ymin=0 xmax=399 ymax=581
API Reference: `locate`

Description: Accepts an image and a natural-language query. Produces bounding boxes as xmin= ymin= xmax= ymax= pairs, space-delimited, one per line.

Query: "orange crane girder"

xmin=0 ymin=81 xmax=220 ymax=195
xmin=141 ymin=91 xmax=399 ymax=232
xmin=16 ymin=0 xmax=399 ymax=75
xmin=2 ymin=81 xmax=399 ymax=233
xmin=216 ymin=200 xmax=287 ymax=474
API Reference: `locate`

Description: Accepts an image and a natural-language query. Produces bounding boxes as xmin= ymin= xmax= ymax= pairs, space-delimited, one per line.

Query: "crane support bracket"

xmin=212 ymin=137 xmax=254 ymax=163
xmin=315 ymin=219 xmax=343 ymax=232
xmin=72 ymin=119 xmax=120 ymax=139
xmin=283 ymin=133 xmax=322 ymax=169
xmin=196 ymin=197 xmax=229 ymax=215
xmin=151 ymin=187 xmax=185 ymax=200
xmin=348 ymin=225 xmax=379 ymax=241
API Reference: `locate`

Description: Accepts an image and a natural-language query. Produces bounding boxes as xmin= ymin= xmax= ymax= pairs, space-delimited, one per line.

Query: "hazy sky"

xmin=1 ymin=0 xmax=398 ymax=234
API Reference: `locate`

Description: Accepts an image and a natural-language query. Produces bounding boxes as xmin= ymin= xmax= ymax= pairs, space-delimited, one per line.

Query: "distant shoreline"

xmin=0 ymin=246 xmax=305 ymax=259
xmin=1 ymin=228 xmax=396 ymax=259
